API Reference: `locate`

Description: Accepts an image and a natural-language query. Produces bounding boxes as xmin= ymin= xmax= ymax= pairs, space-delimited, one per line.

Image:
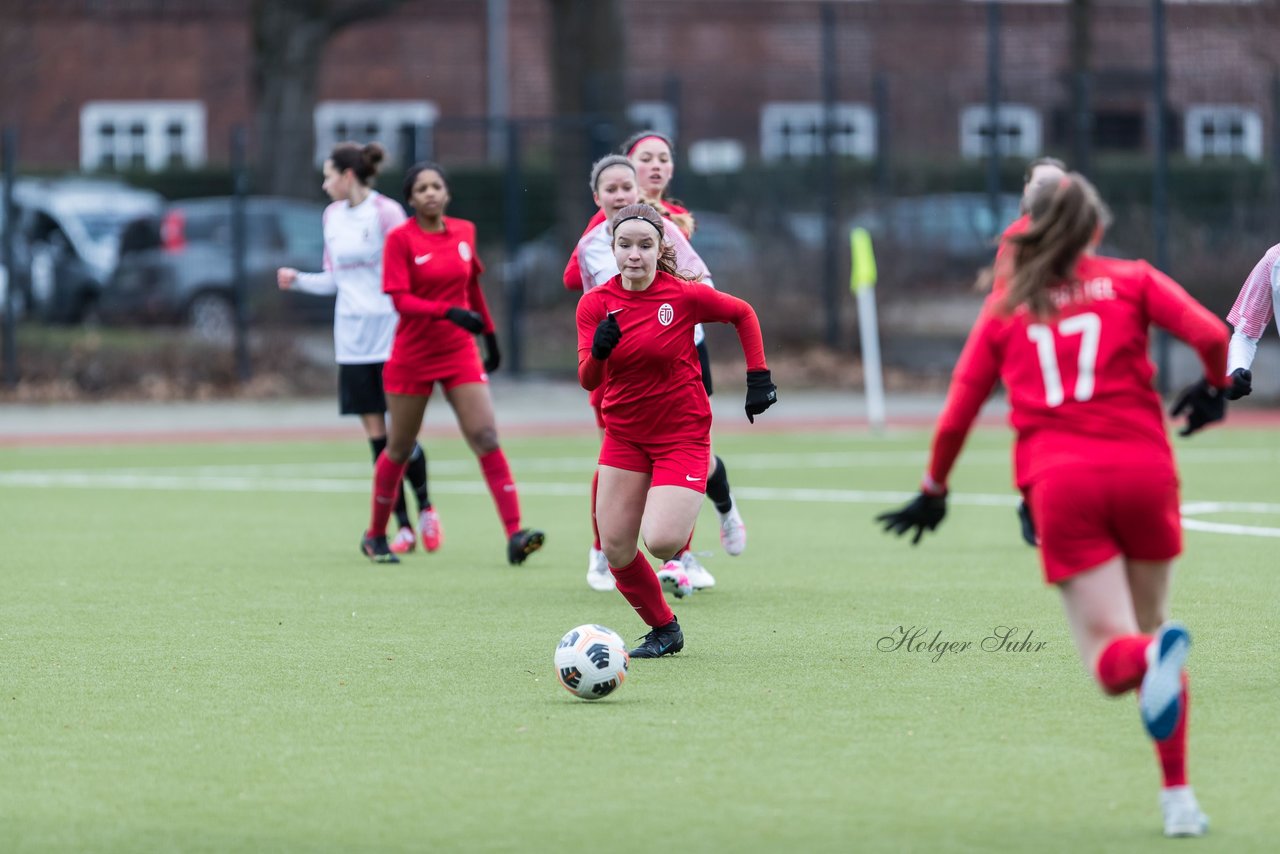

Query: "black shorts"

xmin=697 ymin=338 xmax=713 ymax=397
xmin=338 ymin=362 xmax=388 ymax=415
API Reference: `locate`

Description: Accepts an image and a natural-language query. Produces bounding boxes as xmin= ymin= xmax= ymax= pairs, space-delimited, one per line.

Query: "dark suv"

xmin=102 ymin=197 xmax=331 ymax=340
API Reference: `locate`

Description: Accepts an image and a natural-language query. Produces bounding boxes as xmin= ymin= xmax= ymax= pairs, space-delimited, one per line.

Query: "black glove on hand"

xmin=744 ymin=370 xmax=777 ymax=423
xmin=592 ymin=314 xmax=622 ymax=360
xmin=1225 ymin=367 xmax=1252 ymax=401
xmin=876 ymin=492 xmax=948 ymax=545
xmin=445 ymin=307 xmax=484 ymax=333
xmin=1170 ymin=377 xmax=1226 ymax=437
xmin=482 ymin=333 xmax=501 ymax=374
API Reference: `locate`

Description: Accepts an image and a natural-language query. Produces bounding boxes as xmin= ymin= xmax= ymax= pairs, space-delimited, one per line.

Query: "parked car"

xmin=0 ymin=178 xmax=163 ymax=322
xmin=101 ymin=197 xmax=331 ymax=340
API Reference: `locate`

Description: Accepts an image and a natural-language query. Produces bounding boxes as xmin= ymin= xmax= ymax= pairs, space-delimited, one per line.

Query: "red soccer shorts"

xmin=598 ymin=431 xmax=710 ymax=493
xmin=382 ymin=352 xmax=488 ymax=398
xmin=1029 ymin=461 xmax=1182 ymax=585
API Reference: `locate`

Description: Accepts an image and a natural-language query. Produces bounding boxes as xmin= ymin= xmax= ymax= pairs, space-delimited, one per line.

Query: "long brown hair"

xmin=1002 ymin=172 xmax=1111 ymax=319
xmin=621 ymin=130 xmax=696 ymax=237
xmin=610 ymin=203 xmax=698 ymax=281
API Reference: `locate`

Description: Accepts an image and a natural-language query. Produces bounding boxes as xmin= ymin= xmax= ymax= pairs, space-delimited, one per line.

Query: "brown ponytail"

xmin=1002 ymin=172 xmax=1111 ymax=319
xmin=330 ymin=140 xmax=386 ymax=186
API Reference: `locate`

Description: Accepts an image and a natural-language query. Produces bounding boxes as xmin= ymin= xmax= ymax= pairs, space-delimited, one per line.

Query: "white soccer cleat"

xmin=586 ymin=547 xmax=615 ymax=592
xmin=1140 ymin=622 xmax=1191 ymax=741
xmin=388 ymin=526 xmax=416 ymax=555
xmin=680 ymin=550 xmax=716 ymax=590
xmin=1160 ymin=786 xmax=1208 ymax=838
xmin=657 ymin=561 xmax=693 ymax=599
xmin=718 ymin=496 xmax=747 ymax=556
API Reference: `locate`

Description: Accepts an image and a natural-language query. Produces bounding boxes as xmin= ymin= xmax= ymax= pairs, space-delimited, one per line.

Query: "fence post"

xmin=820 ymin=0 xmax=841 ymax=349
xmin=985 ymin=1 xmax=1003 ymax=233
xmin=1151 ymin=0 xmax=1171 ymax=394
xmin=2 ymin=127 xmax=17 ymax=388
xmin=230 ymin=125 xmax=251 ymax=382
xmin=874 ymin=72 xmax=890 ymax=199
xmin=503 ymin=119 xmax=523 ymax=376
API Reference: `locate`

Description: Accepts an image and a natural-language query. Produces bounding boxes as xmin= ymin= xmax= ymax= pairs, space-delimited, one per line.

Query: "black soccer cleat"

xmin=1017 ymin=500 xmax=1038 ymax=547
xmin=629 ymin=617 xmax=684 ymax=659
xmin=507 ymin=528 xmax=545 ymax=565
xmin=360 ymin=533 xmax=400 ymax=564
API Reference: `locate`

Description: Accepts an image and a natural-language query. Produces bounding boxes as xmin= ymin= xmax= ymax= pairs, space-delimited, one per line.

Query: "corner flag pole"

xmin=851 ymin=227 xmax=886 ymax=432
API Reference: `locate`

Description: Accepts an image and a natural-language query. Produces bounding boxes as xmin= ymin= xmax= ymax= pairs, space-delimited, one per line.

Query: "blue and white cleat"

xmin=1140 ymin=622 xmax=1191 ymax=741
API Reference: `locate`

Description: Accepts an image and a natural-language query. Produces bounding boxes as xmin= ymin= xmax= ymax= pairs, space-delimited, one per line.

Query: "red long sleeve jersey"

xmin=577 ymin=272 xmax=766 ymax=443
xmin=929 ymin=255 xmax=1229 ymax=490
xmin=382 ymin=217 xmax=495 ymax=374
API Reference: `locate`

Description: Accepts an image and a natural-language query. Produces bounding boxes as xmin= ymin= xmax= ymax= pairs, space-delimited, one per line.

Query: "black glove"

xmin=1224 ymin=367 xmax=1252 ymax=401
xmin=1170 ymin=377 xmax=1226 ymax=437
xmin=482 ymin=333 xmax=501 ymax=374
xmin=876 ymin=491 xmax=948 ymax=545
xmin=744 ymin=370 xmax=777 ymax=423
xmin=445 ymin=307 xmax=484 ymax=333
xmin=592 ymin=314 xmax=621 ymax=360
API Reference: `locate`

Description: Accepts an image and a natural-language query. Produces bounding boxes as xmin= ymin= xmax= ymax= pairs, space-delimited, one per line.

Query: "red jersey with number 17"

xmin=576 ymin=272 xmax=766 ymax=443
xmin=928 ymin=255 xmax=1229 ymax=490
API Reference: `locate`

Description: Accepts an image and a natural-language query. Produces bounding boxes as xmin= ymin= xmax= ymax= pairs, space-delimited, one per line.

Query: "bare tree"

xmin=251 ymin=0 xmax=406 ymax=198
xmin=547 ymin=0 xmax=627 ymax=240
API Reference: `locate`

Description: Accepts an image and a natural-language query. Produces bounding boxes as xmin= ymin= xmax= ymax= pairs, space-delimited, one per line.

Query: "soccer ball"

xmin=554 ymin=624 xmax=629 ymax=700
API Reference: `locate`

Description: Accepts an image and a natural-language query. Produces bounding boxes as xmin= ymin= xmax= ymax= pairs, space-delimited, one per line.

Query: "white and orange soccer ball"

xmin=554 ymin=624 xmax=629 ymax=700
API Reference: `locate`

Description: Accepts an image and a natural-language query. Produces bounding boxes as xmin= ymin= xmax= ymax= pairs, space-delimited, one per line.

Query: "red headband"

xmin=627 ymin=135 xmax=669 ymax=157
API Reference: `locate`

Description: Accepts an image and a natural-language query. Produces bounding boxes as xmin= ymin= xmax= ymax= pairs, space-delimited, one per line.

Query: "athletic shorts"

xmin=598 ymin=431 xmax=710 ymax=493
xmin=1028 ymin=462 xmax=1182 ymax=585
xmin=338 ymin=362 xmax=387 ymax=415
xmin=696 ymin=338 xmax=713 ymax=397
xmin=382 ymin=352 xmax=488 ymax=398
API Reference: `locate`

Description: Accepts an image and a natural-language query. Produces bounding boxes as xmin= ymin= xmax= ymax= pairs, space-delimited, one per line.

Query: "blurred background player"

xmin=877 ymin=173 xmax=1228 ymax=838
xmin=577 ymin=203 xmax=776 ymax=657
xmin=566 ymin=136 xmax=748 ymax=591
xmin=361 ymin=161 xmax=543 ymax=566
xmin=277 ymin=140 xmax=439 ymax=556
xmin=1220 ymin=240 xmax=1280 ymax=401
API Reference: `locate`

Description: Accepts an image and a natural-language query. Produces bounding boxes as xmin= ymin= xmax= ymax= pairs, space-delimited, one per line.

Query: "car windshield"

xmin=76 ymin=211 xmax=138 ymax=244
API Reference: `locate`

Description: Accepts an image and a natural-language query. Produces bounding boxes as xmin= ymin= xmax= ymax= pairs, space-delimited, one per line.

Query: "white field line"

xmin=33 ymin=445 xmax=1274 ymax=480
xmin=2 ymin=470 xmax=1278 ymax=536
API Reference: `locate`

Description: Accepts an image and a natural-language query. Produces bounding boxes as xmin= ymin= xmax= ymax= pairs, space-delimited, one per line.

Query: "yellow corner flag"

xmin=850 ymin=227 xmax=877 ymax=294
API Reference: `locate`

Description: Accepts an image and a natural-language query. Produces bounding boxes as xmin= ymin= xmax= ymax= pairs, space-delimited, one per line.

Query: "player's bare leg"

xmin=362 ymin=394 xmax=428 ymax=563
xmin=446 ymin=382 xmax=542 ymax=563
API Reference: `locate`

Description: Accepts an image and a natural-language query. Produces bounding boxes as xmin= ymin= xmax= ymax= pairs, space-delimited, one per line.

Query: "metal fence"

xmin=3 ymin=0 xmax=1279 ymax=392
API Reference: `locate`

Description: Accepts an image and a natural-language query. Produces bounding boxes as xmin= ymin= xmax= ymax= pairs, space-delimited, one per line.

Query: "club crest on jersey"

xmin=458 ymin=241 xmax=473 ymax=262
xmin=657 ymin=303 xmax=674 ymax=326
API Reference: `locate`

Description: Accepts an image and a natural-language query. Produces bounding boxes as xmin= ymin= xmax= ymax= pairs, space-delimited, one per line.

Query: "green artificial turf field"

xmin=2 ymin=425 xmax=1277 ymax=852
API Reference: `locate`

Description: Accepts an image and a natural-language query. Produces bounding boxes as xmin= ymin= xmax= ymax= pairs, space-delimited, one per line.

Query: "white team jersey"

xmin=292 ymin=191 xmax=406 ymax=364
xmin=576 ymin=216 xmax=715 ymax=345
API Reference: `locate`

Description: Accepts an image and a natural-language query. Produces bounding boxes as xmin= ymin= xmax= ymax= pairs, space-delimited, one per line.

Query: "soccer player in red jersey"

xmin=567 ymin=134 xmax=749 ymax=588
xmin=877 ymin=174 xmax=1227 ymax=837
xmin=277 ymin=141 xmax=438 ymax=556
xmin=577 ymin=204 xmax=776 ymax=657
xmin=1220 ymin=240 xmax=1280 ymax=400
xmin=360 ymin=162 xmax=544 ymax=566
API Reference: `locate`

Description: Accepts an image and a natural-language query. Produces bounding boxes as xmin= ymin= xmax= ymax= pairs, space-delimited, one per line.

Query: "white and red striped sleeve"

xmin=1225 ymin=243 xmax=1280 ymax=372
xmin=374 ymin=192 xmax=407 ymax=235
xmin=1226 ymin=243 xmax=1280 ymax=339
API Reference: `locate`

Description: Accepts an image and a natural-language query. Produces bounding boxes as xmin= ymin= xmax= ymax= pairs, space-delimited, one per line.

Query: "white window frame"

xmin=760 ymin=102 xmax=876 ymax=162
xmin=314 ymin=101 xmax=439 ymax=167
xmin=80 ymin=101 xmax=206 ymax=171
xmin=960 ymin=103 xmax=1041 ymax=159
xmin=627 ymin=102 xmax=677 ymax=142
xmin=1184 ymin=105 xmax=1263 ymax=163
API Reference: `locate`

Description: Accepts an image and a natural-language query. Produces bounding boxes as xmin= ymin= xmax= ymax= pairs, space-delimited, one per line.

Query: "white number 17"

xmin=1026 ymin=312 xmax=1101 ymax=407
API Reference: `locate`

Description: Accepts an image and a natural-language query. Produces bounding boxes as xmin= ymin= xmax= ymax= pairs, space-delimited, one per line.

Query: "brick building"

xmin=0 ymin=0 xmax=1276 ymax=173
